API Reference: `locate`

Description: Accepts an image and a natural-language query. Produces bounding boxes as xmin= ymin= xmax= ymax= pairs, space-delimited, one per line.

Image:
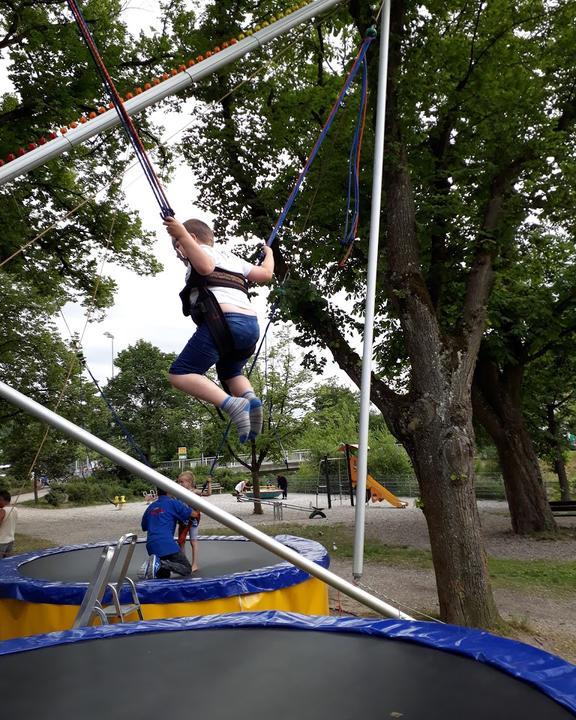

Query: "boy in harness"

xmin=164 ymin=216 xmax=274 ymax=442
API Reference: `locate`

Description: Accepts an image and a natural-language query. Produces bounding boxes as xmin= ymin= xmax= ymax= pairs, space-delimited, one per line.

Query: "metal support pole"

xmin=324 ymin=456 xmax=332 ymax=510
xmin=0 ymin=0 xmax=347 ymax=186
xmin=0 ymin=379 xmax=412 ymax=619
xmin=353 ymin=1 xmax=391 ymax=581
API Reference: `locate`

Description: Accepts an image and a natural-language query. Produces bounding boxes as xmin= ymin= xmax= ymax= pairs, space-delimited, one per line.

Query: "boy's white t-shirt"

xmin=186 ymin=245 xmax=254 ymax=311
xmin=0 ymin=506 xmax=17 ymax=544
xmin=235 ymin=480 xmax=246 ymax=494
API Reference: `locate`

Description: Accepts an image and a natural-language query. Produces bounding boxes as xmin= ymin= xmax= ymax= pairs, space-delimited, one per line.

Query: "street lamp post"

xmin=103 ymin=332 xmax=115 ymax=379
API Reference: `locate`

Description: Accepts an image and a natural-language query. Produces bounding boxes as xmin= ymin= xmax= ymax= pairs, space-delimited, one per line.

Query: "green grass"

xmin=13 ymin=533 xmax=57 ymax=554
xmin=19 ymin=497 xmax=138 ymax=509
xmin=20 ymin=498 xmax=64 ymax=509
xmin=237 ymin=522 xmax=434 ymax=567
xmin=223 ymin=521 xmax=576 ymax=594
xmin=488 ymin=557 xmax=576 ymax=591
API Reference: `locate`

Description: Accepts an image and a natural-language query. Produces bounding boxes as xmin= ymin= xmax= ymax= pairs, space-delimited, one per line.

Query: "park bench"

xmin=194 ymin=480 xmax=223 ymax=495
xmin=549 ymin=500 xmax=576 ymax=516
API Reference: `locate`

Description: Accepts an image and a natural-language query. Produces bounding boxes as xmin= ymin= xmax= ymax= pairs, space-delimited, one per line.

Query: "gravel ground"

xmin=13 ymin=492 xmax=576 ymax=662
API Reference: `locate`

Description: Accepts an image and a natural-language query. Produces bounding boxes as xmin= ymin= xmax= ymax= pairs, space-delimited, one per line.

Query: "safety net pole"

xmin=353 ymin=0 xmax=392 ymax=581
xmin=0 ymin=379 xmax=412 ymax=619
xmin=0 ymin=0 xmax=347 ymax=186
xmin=66 ymin=0 xmax=173 ymax=218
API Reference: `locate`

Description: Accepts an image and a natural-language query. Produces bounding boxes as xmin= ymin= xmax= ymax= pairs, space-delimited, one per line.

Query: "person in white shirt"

xmin=0 ymin=490 xmax=18 ymax=558
xmin=164 ymin=216 xmax=274 ymax=444
xmin=234 ymin=479 xmax=250 ymax=502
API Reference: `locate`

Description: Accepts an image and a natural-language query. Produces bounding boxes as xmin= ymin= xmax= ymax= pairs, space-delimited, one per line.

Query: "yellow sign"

xmin=178 ymin=447 xmax=187 ymax=459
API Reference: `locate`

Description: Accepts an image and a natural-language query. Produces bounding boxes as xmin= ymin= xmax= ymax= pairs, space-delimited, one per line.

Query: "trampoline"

xmin=0 ymin=536 xmax=329 ymax=640
xmin=1 ymin=611 xmax=575 ymax=719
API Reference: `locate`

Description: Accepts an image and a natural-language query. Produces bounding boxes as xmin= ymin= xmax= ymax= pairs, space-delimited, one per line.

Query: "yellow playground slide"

xmin=344 ymin=445 xmax=408 ymax=508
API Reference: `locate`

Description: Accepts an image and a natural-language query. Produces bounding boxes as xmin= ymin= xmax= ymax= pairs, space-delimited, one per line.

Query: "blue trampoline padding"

xmin=0 ymin=535 xmax=329 ymax=604
xmin=0 ymin=611 xmax=575 ymax=714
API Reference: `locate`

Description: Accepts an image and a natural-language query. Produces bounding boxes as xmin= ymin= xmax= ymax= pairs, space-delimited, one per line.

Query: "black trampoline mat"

xmin=2 ymin=628 xmax=573 ymax=719
xmin=20 ymin=540 xmax=285 ymax=582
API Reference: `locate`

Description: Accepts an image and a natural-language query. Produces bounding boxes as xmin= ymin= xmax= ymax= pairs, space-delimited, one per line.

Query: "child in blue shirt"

xmin=141 ymin=488 xmax=193 ymax=579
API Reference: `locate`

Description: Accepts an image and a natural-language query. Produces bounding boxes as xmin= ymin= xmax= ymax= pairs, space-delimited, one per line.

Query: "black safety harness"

xmin=179 ymin=266 xmax=256 ymax=362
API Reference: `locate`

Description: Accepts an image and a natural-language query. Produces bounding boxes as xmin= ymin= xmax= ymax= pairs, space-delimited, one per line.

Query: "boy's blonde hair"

xmin=177 ymin=470 xmax=196 ymax=488
xmin=183 ymin=219 xmax=214 ymax=246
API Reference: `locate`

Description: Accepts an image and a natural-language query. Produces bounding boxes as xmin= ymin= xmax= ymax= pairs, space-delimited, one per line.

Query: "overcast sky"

xmin=59 ymin=155 xmax=282 ymax=384
xmin=3 ymin=0 xmax=358 ymax=389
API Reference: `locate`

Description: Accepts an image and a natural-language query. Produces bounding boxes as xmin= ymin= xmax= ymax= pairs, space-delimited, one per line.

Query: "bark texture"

xmin=473 ymin=359 xmax=557 ymax=533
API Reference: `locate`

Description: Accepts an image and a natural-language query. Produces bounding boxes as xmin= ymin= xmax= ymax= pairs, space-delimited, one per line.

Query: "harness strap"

xmin=179 ymin=266 xmax=249 ymax=317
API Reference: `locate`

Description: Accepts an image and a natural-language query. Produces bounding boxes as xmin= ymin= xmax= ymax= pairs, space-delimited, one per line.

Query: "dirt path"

xmin=13 ymin=494 xmax=576 ymax=663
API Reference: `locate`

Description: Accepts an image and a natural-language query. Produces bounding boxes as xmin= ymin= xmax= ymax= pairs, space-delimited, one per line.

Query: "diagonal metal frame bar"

xmin=0 ymin=0 xmax=347 ymax=186
xmin=0 ymin=380 xmax=412 ymax=619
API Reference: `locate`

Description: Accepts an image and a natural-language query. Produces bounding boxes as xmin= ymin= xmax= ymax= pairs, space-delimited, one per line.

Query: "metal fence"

xmin=75 ymin=450 xmax=566 ymax=503
xmin=293 ymin=474 xmax=508 ymax=500
xmin=155 ymin=450 xmax=311 ymax=474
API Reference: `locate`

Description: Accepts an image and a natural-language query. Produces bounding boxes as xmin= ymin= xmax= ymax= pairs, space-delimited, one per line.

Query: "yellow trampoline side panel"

xmin=0 ymin=577 xmax=329 ymax=641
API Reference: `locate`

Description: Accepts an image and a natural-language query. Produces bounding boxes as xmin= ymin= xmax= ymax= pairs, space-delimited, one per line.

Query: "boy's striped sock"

xmin=221 ymin=396 xmax=250 ymax=443
xmin=242 ymin=391 xmax=263 ymax=440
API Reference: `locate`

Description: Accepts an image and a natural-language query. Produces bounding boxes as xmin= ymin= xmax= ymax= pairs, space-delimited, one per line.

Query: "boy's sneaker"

xmin=144 ymin=554 xmax=160 ymax=579
xmin=137 ymin=560 xmax=148 ymax=580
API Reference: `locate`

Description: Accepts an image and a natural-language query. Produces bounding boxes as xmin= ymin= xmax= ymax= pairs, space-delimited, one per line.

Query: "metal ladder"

xmin=73 ymin=533 xmax=144 ymax=628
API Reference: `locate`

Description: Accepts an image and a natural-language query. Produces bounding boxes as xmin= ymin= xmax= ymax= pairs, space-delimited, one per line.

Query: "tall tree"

xmin=0 ymin=323 xmax=104 ymax=489
xmin=0 ymin=0 xmax=172 ymax=482
xmin=170 ymin=0 xmax=576 ymax=626
xmin=203 ymin=329 xmax=314 ymax=514
xmin=523 ymin=348 xmax=576 ymax=502
xmin=102 ymin=340 xmax=196 ymax=464
xmin=472 ymin=228 xmax=576 ymax=529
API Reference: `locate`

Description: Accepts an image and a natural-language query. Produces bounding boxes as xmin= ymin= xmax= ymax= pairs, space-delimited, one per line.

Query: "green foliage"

xmin=102 ymin=340 xmax=196 ymax=463
xmin=63 ymin=480 xmax=125 ymax=505
xmin=297 ymin=381 xmax=413 ymax=478
xmin=210 ymin=467 xmax=247 ymax=491
xmin=368 ymin=428 xmax=414 ymax=480
xmin=0 ymin=0 xmax=172 ymax=492
xmin=0 ymin=331 xmax=109 ymax=487
xmin=45 ymin=484 xmax=70 ymax=507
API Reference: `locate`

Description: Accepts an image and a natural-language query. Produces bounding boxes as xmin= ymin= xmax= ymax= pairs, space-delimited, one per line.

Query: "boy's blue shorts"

xmin=169 ymin=313 xmax=260 ymax=381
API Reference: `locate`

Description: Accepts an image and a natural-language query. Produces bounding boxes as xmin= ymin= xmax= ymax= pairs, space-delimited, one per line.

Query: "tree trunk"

xmin=554 ymin=457 xmax=571 ymax=501
xmin=405 ymin=412 xmax=499 ymax=627
xmin=413 ymin=438 xmax=498 ymax=627
xmin=547 ymin=403 xmax=571 ymax=501
xmin=204 ymin=0 xmax=502 ymax=626
xmin=473 ymin=359 xmax=557 ymax=533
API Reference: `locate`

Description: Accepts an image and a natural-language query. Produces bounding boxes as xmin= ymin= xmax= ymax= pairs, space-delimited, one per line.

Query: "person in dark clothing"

xmin=276 ymin=475 xmax=288 ymax=499
xmin=140 ymin=488 xmax=193 ymax=579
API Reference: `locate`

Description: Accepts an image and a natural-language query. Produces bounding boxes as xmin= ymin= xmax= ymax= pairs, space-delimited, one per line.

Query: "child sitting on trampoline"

xmin=140 ymin=488 xmax=194 ymax=579
xmin=164 ymin=216 xmax=274 ymax=443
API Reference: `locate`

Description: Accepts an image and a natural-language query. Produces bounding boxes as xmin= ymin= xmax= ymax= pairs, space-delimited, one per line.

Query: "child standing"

xmin=0 ymin=490 xmax=18 ymax=559
xmin=176 ymin=470 xmax=201 ymax=572
xmin=164 ymin=216 xmax=274 ymax=443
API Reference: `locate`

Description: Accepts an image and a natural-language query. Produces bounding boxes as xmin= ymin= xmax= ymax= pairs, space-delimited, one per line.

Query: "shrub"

xmin=45 ymin=483 xmax=69 ymax=507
